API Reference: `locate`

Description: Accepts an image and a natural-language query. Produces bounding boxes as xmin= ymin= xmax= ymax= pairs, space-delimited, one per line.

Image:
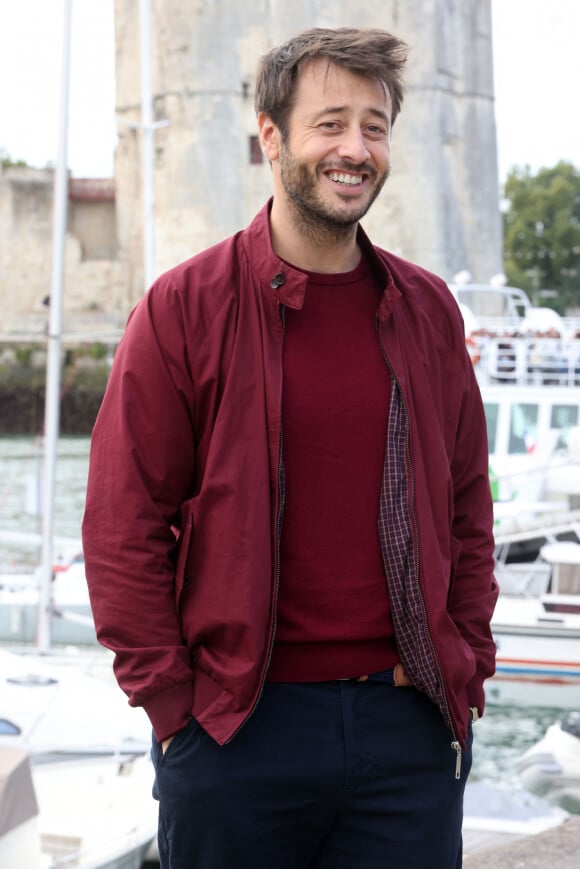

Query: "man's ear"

xmin=257 ymin=112 xmax=281 ymax=162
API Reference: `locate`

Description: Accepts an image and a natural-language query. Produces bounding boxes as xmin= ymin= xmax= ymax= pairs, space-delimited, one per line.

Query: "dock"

xmin=464 ymin=814 xmax=580 ymax=867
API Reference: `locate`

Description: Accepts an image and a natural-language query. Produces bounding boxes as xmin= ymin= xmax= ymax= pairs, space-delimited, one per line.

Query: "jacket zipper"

xmin=224 ymin=304 xmax=286 ymax=743
xmin=375 ymin=317 xmax=462 ymax=779
xmin=267 ymin=304 xmax=286 ymax=678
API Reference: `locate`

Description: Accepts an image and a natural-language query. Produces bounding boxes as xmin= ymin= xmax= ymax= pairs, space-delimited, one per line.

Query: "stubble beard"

xmin=279 ymin=143 xmax=389 ymax=246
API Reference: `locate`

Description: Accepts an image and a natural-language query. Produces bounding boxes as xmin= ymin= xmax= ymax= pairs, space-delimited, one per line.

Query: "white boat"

xmin=447 ymin=283 xmax=580 ymax=707
xmin=452 ymin=280 xmax=580 ymax=533
xmin=0 ymin=647 xmax=158 ymax=868
xmin=0 ymin=746 xmax=157 ymax=869
xmin=483 ymin=378 xmax=580 ymax=540
xmin=516 ymin=712 xmax=580 ymax=814
xmin=0 ymin=647 xmax=151 ymax=759
xmin=0 ymin=555 xmax=95 ymax=646
xmin=487 ymin=541 xmax=580 ymax=709
xmin=489 ymin=595 xmax=580 ymax=708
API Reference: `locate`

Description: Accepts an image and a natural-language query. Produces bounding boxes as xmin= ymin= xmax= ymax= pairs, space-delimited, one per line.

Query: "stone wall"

xmin=0 ymin=168 xmax=127 ymax=338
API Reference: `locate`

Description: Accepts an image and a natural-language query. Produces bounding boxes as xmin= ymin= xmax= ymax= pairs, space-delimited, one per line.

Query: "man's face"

xmin=277 ymin=59 xmax=392 ymax=229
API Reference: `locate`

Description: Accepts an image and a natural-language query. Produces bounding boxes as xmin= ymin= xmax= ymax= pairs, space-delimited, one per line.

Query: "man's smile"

xmin=326 ymin=171 xmax=365 ymax=186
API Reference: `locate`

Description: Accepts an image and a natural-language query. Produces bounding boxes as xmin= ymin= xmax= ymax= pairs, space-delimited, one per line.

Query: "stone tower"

xmin=114 ymin=0 xmax=501 ymax=299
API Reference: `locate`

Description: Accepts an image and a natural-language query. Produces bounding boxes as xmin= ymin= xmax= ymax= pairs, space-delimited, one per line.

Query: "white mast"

xmin=37 ymin=0 xmax=73 ymax=652
xmin=140 ymin=0 xmax=155 ymax=291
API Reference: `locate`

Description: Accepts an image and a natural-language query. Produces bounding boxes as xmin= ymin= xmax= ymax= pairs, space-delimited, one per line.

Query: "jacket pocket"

xmin=447 ymin=534 xmax=462 ymax=603
xmin=174 ymin=513 xmax=194 ymax=610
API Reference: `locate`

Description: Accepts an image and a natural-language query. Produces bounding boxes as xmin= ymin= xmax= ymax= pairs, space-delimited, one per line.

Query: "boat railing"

xmin=471 ymin=333 xmax=580 ymax=387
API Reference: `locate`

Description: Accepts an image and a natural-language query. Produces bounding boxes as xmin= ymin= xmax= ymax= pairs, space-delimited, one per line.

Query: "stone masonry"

xmin=0 ymin=169 xmax=126 ymax=339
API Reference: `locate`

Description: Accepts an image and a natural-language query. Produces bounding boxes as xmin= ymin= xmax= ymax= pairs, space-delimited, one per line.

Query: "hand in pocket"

xmin=394 ymin=662 xmax=412 ymax=687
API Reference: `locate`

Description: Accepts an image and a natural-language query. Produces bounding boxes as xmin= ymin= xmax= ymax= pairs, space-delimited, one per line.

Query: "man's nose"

xmin=336 ymin=127 xmax=370 ymax=163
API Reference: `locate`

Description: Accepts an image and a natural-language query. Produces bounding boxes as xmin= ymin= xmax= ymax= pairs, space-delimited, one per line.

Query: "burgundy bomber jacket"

xmin=82 ymin=200 xmax=498 ymax=753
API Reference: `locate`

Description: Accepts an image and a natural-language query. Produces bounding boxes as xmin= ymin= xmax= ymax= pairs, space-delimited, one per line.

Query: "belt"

xmin=339 ymin=669 xmax=394 ymax=684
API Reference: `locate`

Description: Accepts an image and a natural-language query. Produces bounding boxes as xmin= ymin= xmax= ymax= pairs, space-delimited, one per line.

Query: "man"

xmin=83 ymin=27 xmax=498 ymax=869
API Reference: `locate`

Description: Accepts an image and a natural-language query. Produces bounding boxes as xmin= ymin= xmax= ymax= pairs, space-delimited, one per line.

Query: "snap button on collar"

xmin=270 ymin=272 xmax=286 ymax=289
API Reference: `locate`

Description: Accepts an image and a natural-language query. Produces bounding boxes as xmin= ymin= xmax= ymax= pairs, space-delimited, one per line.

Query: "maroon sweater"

xmin=267 ymin=256 xmax=400 ymax=681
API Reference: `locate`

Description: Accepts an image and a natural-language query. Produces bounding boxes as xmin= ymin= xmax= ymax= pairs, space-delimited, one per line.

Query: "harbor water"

xmin=0 ymin=434 xmax=572 ymax=814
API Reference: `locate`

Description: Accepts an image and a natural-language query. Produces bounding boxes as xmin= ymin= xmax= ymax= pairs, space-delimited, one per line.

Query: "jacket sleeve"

xmin=82 ymin=279 xmax=198 ymax=740
xmin=448 ymin=352 xmax=499 ymax=714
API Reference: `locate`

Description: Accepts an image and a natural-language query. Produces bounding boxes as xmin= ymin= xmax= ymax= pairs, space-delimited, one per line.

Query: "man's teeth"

xmin=328 ymin=172 xmax=363 ymax=185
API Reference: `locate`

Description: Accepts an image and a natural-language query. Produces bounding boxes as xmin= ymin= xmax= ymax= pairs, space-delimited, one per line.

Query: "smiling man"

xmin=83 ymin=27 xmax=498 ymax=869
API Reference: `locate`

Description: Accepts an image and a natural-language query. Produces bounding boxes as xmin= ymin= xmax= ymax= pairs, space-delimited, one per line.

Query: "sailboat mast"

xmin=140 ymin=0 xmax=155 ymax=292
xmin=37 ymin=0 xmax=73 ymax=652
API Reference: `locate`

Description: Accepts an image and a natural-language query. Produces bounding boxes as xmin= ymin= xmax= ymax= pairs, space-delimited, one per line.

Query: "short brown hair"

xmin=255 ymin=27 xmax=408 ymax=138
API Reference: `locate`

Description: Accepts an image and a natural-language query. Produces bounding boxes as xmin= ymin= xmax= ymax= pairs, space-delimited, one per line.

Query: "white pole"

xmin=140 ymin=0 xmax=155 ymax=291
xmin=37 ymin=0 xmax=72 ymax=652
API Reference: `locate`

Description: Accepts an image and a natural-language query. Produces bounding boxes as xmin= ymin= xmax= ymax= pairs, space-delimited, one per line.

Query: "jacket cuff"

xmin=142 ymin=679 xmax=194 ymax=742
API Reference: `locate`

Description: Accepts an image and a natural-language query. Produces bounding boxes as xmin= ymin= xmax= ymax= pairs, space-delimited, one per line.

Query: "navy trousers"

xmin=151 ymin=673 xmax=472 ymax=868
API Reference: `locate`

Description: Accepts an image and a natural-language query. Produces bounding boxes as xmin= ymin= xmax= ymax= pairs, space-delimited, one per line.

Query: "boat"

xmin=0 ymin=745 xmax=157 ymax=869
xmin=470 ymin=319 xmax=580 ymax=538
xmin=0 ymin=647 xmax=158 ymax=867
xmin=486 ymin=540 xmax=580 ymax=708
xmin=0 ymin=552 xmax=95 ymax=646
xmin=448 ymin=281 xmax=580 ymax=707
xmin=489 ymin=594 xmax=580 ymax=708
xmin=452 ymin=280 xmax=580 ymax=551
xmin=516 ymin=712 xmax=580 ymax=814
xmin=0 ymin=647 xmax=151 ymax=758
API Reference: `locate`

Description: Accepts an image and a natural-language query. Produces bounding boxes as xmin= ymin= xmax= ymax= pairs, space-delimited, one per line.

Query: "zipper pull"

xmin=451 ymin=741 xmax=462 ymax=780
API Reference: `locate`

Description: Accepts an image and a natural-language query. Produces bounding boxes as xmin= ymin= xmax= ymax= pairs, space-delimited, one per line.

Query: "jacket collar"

xmin=242 ymin=198 xmax=402 ymax=313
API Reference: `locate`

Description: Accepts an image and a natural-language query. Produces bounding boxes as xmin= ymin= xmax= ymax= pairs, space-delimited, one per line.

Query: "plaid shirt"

xmin=380 ymin=376 xmax=453 ymax=734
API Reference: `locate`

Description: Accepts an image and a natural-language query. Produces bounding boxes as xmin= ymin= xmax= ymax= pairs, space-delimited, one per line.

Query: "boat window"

xmin=0 ymin=719 xmax=21 ymax=735
xmin=508 ymin=403 xmax=539 ymax=454
xmin=483 ymin=402 xmax=499 ymax=454
xmin=551 ymin=404 xmax=579 ymax=449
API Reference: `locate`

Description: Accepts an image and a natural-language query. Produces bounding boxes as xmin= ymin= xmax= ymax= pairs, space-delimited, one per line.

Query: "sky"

xmin=0 ymin=0 xmax=578 ymax=184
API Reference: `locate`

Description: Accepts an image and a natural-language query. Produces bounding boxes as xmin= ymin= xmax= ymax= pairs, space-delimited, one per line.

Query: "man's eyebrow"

xmin=311 ymin=105 xmax=390 ymax=124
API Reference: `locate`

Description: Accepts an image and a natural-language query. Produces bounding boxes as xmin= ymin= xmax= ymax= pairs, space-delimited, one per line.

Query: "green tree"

xmin=502 ymin=161 xmax=580 ymax=313
xmin=0 ymin=148 xmax=30 ymax=169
